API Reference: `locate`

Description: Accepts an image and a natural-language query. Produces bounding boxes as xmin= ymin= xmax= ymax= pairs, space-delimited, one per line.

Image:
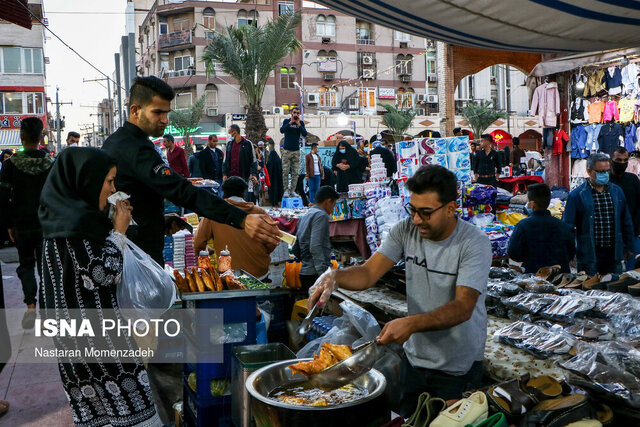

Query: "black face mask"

xmin=612 ymin=161 xmax=628 ymax=175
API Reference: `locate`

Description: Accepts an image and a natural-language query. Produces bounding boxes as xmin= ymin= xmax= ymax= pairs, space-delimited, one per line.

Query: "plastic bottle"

xmin=198 ymin=250 xmax=211 ymax=268
xmin=210 ymin=246 xmax=218 ymax=270
xmin=294 ymin=259 xmax=302 ymax=288
xmin=331 ymin=255 xmax=339 ymax=270
xmin=284 ymin=260 xmax=294 ymax=288
xmin=218 ymin=246 xmax=232 ymax=273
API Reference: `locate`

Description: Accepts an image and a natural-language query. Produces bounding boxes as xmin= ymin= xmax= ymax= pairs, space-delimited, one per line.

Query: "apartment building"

xmin=0 ymin=0 xmax=48 ymax=149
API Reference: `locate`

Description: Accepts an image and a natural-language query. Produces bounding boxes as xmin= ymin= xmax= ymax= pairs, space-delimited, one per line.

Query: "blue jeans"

xmin=308 ymin=175 xmax=321 ymax=203
xmin=626 ymin=236 xmax=640 ymax=271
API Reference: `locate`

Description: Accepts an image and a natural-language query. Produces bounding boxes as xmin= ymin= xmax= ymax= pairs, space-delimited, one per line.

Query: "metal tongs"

xmin=289 ymin=301 xmax=324 ymax=346
xmin=309 ymin=339 xmax=381 ymax=390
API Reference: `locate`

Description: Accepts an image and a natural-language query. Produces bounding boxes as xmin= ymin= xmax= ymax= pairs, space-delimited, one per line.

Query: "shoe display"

xmin=401 ymin=392 xmax=446 ymax=427
xmin=464 ymin=413 xmax=507 ymax=427
xmin=581 ymin=274 xmax=603 ymax=291
xmin=520 ymin=394 xmax=591 ymax=427
xmin=22 ymin=310 xmax=36 ymax=329
xmin=430 ymin=391 xmax=488 ymax=427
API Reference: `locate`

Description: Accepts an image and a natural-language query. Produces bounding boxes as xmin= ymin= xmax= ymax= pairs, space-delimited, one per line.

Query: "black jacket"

xmin=0 ymin=150 xmax=54 ymax=232
xmin=610 ymin=171 xmax=640 ymax=236
xmin=222 ymin=137 xmax=257 ymax=180
xmin=370 ymin=146 xmax=397 ymax=177
xmin=198 ymin=146 xmax=224 ymax=180
xmin=103 ymin=122 xmax=247 ymax=264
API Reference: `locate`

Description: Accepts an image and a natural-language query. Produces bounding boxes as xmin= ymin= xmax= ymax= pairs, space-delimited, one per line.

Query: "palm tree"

xmin=461 ymin=101 xmax=508 ymax=139
xmin=168 ymin=95 xmax=206 ymax=157
xmin=202 ymin=12 xmax=302 ymax=144
xmin=380 ymin=104 xmax=417 ymax=142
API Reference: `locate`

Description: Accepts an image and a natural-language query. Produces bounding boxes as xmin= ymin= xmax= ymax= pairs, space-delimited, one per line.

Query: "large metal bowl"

xmin=246 ymin=358 xmax=389 ymax=427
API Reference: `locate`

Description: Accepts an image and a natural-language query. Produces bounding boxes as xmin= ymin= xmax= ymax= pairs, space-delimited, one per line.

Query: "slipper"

xmin=595 ymin=402 xmax=614 ymax=426
xmin=556 ymin=274 xmax=577 ymax=288
xmin=606 ymin=275 xmax=639 ymax=293
xmin=0 ymin=400 xmax=9 ymax=417
xmin=524 ymin=375 xmax=563 ymax=400
xmin=535 ymin=265 xmax=561 ymax=281
xmin=582 ymin=274 xmax=603 ymax=291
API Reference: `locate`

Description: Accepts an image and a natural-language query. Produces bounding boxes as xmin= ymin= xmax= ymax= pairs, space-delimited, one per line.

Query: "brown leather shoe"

xmin=582 ymin=274 xmax=603 ymax=291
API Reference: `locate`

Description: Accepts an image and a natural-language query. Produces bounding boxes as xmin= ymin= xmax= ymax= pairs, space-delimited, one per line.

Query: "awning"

xmin=0 ymin=129 xmax=21 ymax=147
xmin=530 ymin=47 xmax=640 ymax=76
xmin=0 ymin=0 xmax=32 ymax=30
xmin=315 ymin=0 xmax=640 ymax=53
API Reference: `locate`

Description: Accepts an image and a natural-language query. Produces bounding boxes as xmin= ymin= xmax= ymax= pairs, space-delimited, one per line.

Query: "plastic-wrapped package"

xmin=488 ymin=267 xmax=521 ymax=281
xmin=506 ymin=309 xmax=536 ymax=323
xmin=587 ymin=291 xmax=637 ymax=318
xmin=493 ymin=321 xmax=538 ymax=346
xmin=564 ymin=319 xmax=614 ymax=341
xmin=494 ymin=321 xmax=575 ymax=359
xmin=541 ymin=295 xmax=596 ymax=321
xmin=503 ymin=292 xmax=559 ymax=314
xmin=487 ymin=280 xmax=522 ymax=298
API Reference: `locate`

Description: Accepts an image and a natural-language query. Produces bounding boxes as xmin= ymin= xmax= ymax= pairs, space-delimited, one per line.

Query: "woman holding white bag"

xmin=38 ymin=148 xmax=162 ymax=427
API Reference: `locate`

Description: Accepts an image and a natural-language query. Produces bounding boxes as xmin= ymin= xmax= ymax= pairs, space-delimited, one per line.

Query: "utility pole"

xmin=52 ymin=86 xmax=72 ymax=153
xmin=83 ymin=77 xmax=114 ymax=135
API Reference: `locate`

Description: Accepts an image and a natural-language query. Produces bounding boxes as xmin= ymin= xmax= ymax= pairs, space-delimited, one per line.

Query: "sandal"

xmin=524 ymin=375 xmax=563 ymax=400
xmin=486 ymin=377 xmax=538 ymax=420
xmin=535 ymin=265 xmax=561 ymax=281
xmin=582 ymin=274 xmax=604 ymax=291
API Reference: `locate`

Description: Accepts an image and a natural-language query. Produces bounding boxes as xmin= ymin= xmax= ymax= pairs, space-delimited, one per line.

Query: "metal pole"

xmin=115 ymin=53 xmax=123 ymax=126
xmin=107 ymin=78 xmax=113 ymax=135
xmin=55 ymin=86 xmax=61 ymax=153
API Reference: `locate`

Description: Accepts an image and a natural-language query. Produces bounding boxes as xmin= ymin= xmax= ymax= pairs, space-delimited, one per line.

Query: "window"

xmin=395 ymin=54 xmax=412 ymax=76
xmin=282 ymin=103 xmax=298 ymax=115
xmin=237 ymin=10 xmax=258 ymax=27
xmin=160 ymin=52 xmax=170 ymax=72
xmin=302 ymin=1 xmax=328 ymax=8
xmin=280 ymin=67 xmax=296 ymax=89
xmin=159 ymin=17 xmax=168 ymax=35
xmin=205 ymin=84 xmax=218 ymax=107
xmin=358 ymin=87 xmax=376 ymax=109
xmin=397 ymin=87 xmax=414 ymax=108
xmin=2 ymin=92 xmax=23 ymax=114
xmin=318 ymin=86 xmax=338 ymax=107
xmin=23 ymin=48 xmax=43 ymax=74
xmin=173 ymin=18 xmax=191 ymax=32
xmin=26 ymin=92 xmax=44 ymax=114
xmin=316 ymin=15 xmax=335 ymax=36
xmin=394 ymin=30 xmax=411 ymax=42
xmin=203 ymin=7 xmax=215 ymax=29
xmin=426 ymin=51 xmax=436 ymax=75
xmin=355 ymin=21 xmax=371 ymax=41
xmin=173 ymin=55 xmax=192 ymax=71
xmin=278 ymin=1 xmax=294 ymax=15
xmin=2 ymin=47 xmax=21 ymax=73
xmin=174 ymin=92 xmax=192 ymax=110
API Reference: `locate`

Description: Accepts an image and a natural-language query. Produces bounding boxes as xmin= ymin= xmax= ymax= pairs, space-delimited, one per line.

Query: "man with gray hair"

xmin=563 ymin=153 xmax=634 ymax=276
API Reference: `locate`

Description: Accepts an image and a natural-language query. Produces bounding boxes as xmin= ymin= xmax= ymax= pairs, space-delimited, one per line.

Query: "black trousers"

xmin=0 ymin=263 xmax=10 ymax=372
xmin=299 ymin=273 xmax=319 ymax=294
xmin=15 ymin=229 xmax=43 ymax=306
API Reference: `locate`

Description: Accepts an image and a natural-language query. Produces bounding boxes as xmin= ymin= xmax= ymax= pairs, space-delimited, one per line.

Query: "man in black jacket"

xmin=0 ymin=117 xmax=53 ymax=329
xmin=223 ymin=124 xmax=257 ymax=182
xmin=103 ymin=76 xmax=279 ymax=266
xmin=199 ymin=134 xmax=224 ymax=183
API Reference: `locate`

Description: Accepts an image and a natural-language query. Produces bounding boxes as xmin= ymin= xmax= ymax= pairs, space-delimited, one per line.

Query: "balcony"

xmin=356 ymin=38 xmax=375 ymax=46
xmin=158 ymin=30 xmax=192 ymax=49
xmin=165 ymin=69 xmax=196 ymax=78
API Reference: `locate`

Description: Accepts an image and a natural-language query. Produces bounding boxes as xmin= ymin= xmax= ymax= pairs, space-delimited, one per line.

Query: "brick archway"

xmin=451 ymin=46 xmax=542 ymax=87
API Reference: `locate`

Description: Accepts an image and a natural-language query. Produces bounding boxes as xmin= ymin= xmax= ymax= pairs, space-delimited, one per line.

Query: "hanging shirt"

xmin=604 ymin=66 xmax=623 ymax=95
xmin=530 ymin=82 xmax=560 ymax=127
xmin=585 ymin=123 xmax=604 ymax=153
xmin=619 ymin=97 xmax=637 ymax=123
xmin=583 ymin=70 xmax=606 ymax=97
xmin=570 ymin=125 xmax=588 ymax=159
xmin=553 ymin=129 xmax=569 ymax=156
xmin=597 ymin=122 xmax=624 ymax=156
xmin=570 ymin=98 xmax=590 ymax=124
xmin=602 ymin=100 xmax=620 ymax=122
xmin=588 ymin=101 xmax=605 ymax=123
xmin=622 ymin=63 xmax=639 ymax=95
xmin=625 ymin=124 xmax=638 ymax=153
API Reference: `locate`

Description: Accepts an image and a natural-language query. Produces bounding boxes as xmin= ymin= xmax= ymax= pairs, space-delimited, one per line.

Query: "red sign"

xmin=0 ymin=114 xmax=47 ymax=130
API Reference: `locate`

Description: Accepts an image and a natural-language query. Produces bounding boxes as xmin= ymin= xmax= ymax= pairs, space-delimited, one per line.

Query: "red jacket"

xmin=167 ymin=146 xmax=189 ymax=177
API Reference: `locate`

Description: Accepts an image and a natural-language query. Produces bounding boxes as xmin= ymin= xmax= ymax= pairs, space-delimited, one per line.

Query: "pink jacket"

xmin=602 ymin=101 xmax=619 ymax=122
xmin=531 ymin=82 xmax=560 ymax=127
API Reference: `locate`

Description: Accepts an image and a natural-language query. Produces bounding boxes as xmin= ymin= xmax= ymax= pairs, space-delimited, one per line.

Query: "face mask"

xmin=339 ymin=148 xmax=346 ymax=154
xmin=595 ymin=171 xmax=610 ymax=186
xmin=612 ymin=161 xmax=628 ymax=175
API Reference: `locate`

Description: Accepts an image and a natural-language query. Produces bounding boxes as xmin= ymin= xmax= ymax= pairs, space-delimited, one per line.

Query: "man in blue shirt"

xmin=279 ymin=107 xmax=307 ymax=197
xmin=508 ymin=183 xmax=575 ymax=273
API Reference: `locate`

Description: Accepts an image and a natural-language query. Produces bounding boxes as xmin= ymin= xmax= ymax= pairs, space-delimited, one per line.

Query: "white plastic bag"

xmin=117 ymin=238 xmax=176 ymax=321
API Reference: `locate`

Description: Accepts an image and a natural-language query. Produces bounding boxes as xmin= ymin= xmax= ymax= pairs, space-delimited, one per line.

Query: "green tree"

xmin=460 ymin=101 xmax=508 ymax=139
xmin=380 ymin=103 xmax=417 ymax=142
xmin=168 ymin=95 xmax=206 ymax=157
xmin=201 ymin=12 xmax=302 ymax=144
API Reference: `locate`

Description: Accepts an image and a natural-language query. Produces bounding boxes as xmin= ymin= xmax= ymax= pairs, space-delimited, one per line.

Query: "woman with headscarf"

xmin=266 ymin=141 xmax=284 ymax=206
xmin=332 ymin=141 xmax=361 ymax=192
xmin=38 ymin=148 xmax=162 ymax=426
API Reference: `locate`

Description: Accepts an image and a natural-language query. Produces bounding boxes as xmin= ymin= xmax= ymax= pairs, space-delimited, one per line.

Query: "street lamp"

xmin=337 ymin=112 xmax=349 ymax=127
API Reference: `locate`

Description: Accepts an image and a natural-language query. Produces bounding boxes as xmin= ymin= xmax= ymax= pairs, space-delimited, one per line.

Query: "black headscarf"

xmin=39 ymin=147 xmax=115 ymax=241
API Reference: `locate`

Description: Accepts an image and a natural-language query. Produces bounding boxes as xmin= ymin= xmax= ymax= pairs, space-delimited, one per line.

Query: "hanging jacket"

xmin=625 ymin=124 xmax=637 ymax=153
xmin=604 ymin=66 xmax=623 ymax=95
xmin=531 ymin=82 xmax=560 ymax=127
xmin=585 ymin=123 xmax=603 ymax=153
xmin=619 ymin=97 xmax=637 ymax=123
xmin=602 ymin=100 xmax=620 ymax=122
xmin=588 ymin=101 xmax=605 ymax=123
xmin=597 ymin=122 xmax=624 ymax=156
xmin=570 ymin=98 xmax=590 ymax=124
xmin=583 ymin=70 xmax=606 ymax=97
xmin=622 ymin=63 xmax=639 ymax=95
xmin=570 ymin=126 xmax=588 ymax=159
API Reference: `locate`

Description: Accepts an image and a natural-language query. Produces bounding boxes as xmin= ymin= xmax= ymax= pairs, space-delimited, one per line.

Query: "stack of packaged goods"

xmin=163 ymin=235 xmax=174 ymax=268
xmin=461 ymin=184 xmax=497 ymax=219
xmin=363 ymin=179 xmax=403 ymax=254
xmin=184 ymin=212 xmax=200 ymax=233
xmin=331 ymin=198 xmax=351 ymax=221
xmin=173 ymin=233 xmax=186 ymax=271
xmin=184 ymin=233 xmax=196 ymax=269
xmin=369 ymin=154 xmax=387 ymax=182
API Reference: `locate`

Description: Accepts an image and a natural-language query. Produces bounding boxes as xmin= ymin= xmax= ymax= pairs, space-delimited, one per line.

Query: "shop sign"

xmin=163 ymin=124 xmax=199 ymax=136
xmin=0 ymin=115 xmax=47 ymax=129
xmin=378 ymin=87 xmax=396 ymax=99
xmin=232 ymin=114 xmax=247 ymax=121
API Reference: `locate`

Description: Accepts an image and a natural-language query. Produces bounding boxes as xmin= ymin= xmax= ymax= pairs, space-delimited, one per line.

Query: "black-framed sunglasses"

xmin=404 ymin=203 xmax=445 ymax=221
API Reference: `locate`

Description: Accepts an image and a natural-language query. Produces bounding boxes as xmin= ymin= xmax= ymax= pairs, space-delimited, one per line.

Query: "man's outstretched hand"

xmin=243 ymin=214 xmax=281 ymax=247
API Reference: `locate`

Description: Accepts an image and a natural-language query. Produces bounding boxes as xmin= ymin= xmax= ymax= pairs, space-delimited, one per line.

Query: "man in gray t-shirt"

xmin=308 ymin=165 xmax=491 ymax=416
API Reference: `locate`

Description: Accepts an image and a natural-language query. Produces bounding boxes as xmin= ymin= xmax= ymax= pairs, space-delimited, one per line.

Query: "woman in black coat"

xmin=332 ymin=141 xmax=361 ymax=192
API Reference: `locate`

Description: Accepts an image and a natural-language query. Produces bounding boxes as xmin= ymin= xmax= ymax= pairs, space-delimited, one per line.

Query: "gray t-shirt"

xmin=377 ymin=217 xmax=491 ymax=375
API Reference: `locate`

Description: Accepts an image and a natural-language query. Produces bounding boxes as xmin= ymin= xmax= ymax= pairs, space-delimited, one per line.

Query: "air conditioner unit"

xmin=323 ymin=73 xmax=335 ymax=81
xmin=272 ymin=106 xmax=284 ymax=114
xmin=317 ymin=111 xmax=329 ymax=116
xmin=362 ymin=69 xmax=374 ymax=79
xmin=428 ymin=75 xmax=437 ymax=82
xmin=399 ymin=41 xmax=408 ymax=49
xmin=417 ymin=108 xmax=426 ymax=115
xmin=206 ymin=107 xmax=218 ymax=116
xmin=426 ymin=39 xmax=435 ymax=49
xmin=179 ymin=70 xmax=186 ymax=76
xmin=400 ymin=75 xmax=411 ymax=83
xmin=348 ymin=97 xmax=359 ymax=109
xmin=322 ymin=37 xmax=331 ymax=44
xmin=427 ymin=95 xmax=439 ymax=103
xmin=306 ymin=93 xmax=319 ymax=104
xmin=361 ymin=54 xmax=373 ymax=65
xmin=416 ymin=94 xmax=427 ymax=102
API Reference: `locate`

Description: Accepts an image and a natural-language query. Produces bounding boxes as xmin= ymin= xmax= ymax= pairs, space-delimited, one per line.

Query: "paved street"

xmin=1 ymin=248 xmax=74 ymax=426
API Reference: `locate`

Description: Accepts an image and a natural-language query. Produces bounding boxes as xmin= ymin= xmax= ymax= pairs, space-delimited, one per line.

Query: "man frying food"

xmin=308 ymin=165 xmax=491 ymax=416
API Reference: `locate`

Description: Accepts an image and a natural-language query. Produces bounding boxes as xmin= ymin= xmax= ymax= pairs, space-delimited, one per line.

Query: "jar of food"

xmin=218 ymin=246 xmax=232 ymax=273
xmin=198 ymin=250 xmax=211 ymax=268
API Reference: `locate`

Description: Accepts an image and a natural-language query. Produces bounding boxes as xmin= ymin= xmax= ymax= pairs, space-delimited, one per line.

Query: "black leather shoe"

xmin=520 ymin=394 xmax=592 ymax=427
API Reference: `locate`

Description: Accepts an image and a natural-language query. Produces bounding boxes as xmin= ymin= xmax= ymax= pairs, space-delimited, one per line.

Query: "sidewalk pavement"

xmin=1 ymin=247 xmax=74 ymax=426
